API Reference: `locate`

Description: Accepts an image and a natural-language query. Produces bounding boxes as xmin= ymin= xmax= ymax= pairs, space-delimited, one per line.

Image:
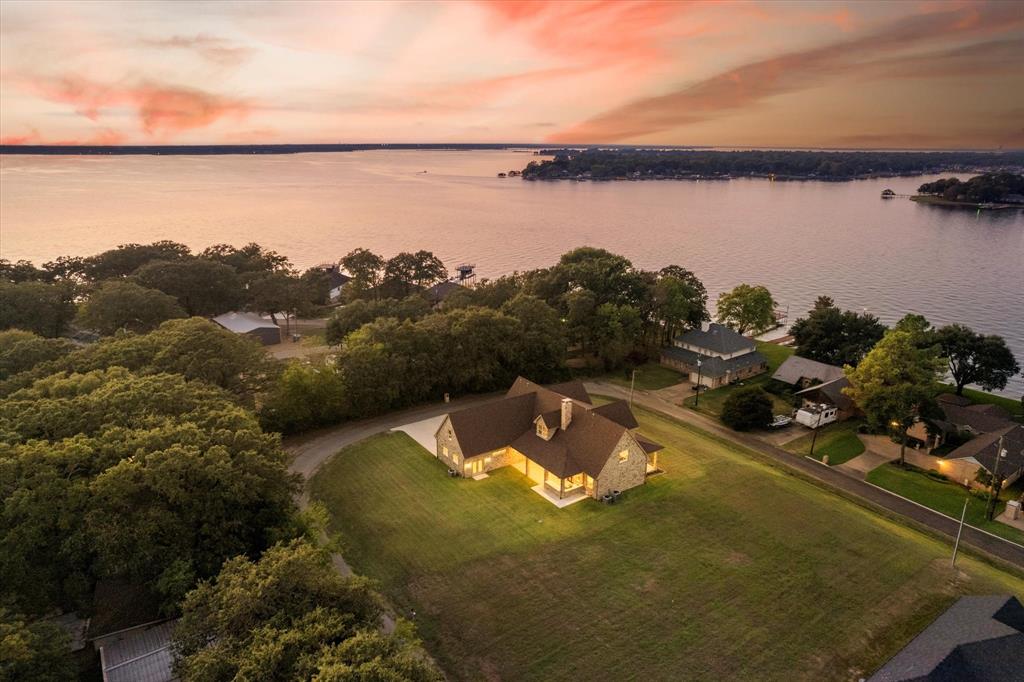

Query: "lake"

xmin=1 ymin=150 xmax=1022 ymax=395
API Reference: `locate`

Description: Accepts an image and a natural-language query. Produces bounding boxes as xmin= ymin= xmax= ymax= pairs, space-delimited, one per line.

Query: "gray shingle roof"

xmin=948 ymin=424 xmax=1024 ymax=477
xmin=771 ymin=356 xmax=845 ymax=385
xmin=795 ymin=376 xmax=854 ymax=412
xmin=674 ymin=323 xmax=755 ymax=355
xmin=211 ymin=311 xmax=279 ymax=334
xmin=96 ymin=619 xmax=177 ymax=682
xmin=868 ymin=595 xmax=1024 ymax=681
xmin=660 ymin=346 xmax=767 ymax=378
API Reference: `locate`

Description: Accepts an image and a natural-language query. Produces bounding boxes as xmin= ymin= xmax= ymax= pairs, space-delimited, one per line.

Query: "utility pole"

xmin=985 ymin=435 xmax=1007 ymax=521
xmin=809 ymin=408 xmax=824 ymax=457
xmin=629 ymin=369 xmax=636 ymax=407
xmin=694 ymin=357 xmax=703 ymax=407
xmin=951 ymin=493 xmax=969 ymax=567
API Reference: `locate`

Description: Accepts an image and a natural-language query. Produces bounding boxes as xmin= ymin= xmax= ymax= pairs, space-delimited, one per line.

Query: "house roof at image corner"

xmin=868 ymin=595 xmax=1024 ymax=681
xmin=674 ymin=323 xmax=755 ymax=355
xmin=440 ymin=377 xmax=660 ymax=478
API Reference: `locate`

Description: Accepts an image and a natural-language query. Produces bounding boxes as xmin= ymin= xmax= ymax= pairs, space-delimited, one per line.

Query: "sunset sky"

xmin=1 ymin=0 xmax=1022 ymax=149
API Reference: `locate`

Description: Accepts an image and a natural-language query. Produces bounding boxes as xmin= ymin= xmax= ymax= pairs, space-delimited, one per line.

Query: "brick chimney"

xmin=561 ymin=398 xmax=573 ymax=430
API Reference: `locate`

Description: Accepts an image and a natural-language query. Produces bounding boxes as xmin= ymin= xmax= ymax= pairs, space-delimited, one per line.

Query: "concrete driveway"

xmin=393 ymin=415 xmax=446 ymax=454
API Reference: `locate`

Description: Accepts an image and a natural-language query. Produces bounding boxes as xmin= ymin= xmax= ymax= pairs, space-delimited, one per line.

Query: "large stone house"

xmin=659 ymin=322 xmax=767 ymax=388
xmin=434 ymin=377 xmax=663 ymax=503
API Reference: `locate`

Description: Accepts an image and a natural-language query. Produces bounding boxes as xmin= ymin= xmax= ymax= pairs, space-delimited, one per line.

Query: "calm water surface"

xmin=2 ymin=150 xmax=1022 ymax=394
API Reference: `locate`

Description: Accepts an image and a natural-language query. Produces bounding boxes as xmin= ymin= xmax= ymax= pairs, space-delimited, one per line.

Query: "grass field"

xmin=310 ymin=405 xmax=1023 ymax=681
xmin=682 ymin=342 xmax=795 ymax=418
xmin=784 ymin=421 xmax=866 ymax=465
xmin=866 ymin=463 xmax=1024 ymax=545
xmin=606 ymin=362 xmax=684 ymax=391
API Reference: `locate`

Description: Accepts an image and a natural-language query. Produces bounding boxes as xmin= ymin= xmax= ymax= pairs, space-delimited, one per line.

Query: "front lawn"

xmin=682 ymin=342 xmax=795 ymax=418
xmin=310 ymin=408 xmax=1024 ymax=681
xmin=783 ymin=421 xmax=866 ymax=465
xmin=606 ymin=361 xmax=684 ymax=391
xmin=866 ymin=463 xmax=1024 ymax=545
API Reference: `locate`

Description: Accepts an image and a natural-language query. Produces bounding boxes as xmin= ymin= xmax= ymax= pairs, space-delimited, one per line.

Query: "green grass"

xmin=310 ymin=407 xmax=1024 ymax=681
xmin=783 ymin=421 xmax=866 ymax=465
xmin=866 ymin=463 xmax=1024 ymax=545
xmin=757 ymin=340 xmax=796 ymax=373
xmin=682 ymin=342 xmax=795 ymax=418
xmin=606 ymin=362 xmax=684 ymax=391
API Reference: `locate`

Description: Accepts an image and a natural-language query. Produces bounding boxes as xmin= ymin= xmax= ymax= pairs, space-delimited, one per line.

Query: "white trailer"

xmin=795 ymin=403 xmax=838 ymax=429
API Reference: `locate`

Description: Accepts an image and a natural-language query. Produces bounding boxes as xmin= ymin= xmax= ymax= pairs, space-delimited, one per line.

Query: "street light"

xmin=694 ymin=356 xmax=703 ymax=407
xmin=629 ymin=368 xmax=637 ymax=407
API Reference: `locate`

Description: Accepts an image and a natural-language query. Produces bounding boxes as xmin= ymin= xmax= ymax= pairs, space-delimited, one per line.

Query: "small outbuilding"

xmin=212 ymin=311 xmax=282 ymax=345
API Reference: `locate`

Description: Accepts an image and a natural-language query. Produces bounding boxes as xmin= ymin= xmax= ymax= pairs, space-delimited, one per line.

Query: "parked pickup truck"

xmin=769 ymin=415 xmax=793 ymax=429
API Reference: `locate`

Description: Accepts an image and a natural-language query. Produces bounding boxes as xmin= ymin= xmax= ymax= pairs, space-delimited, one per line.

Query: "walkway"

xmin=585 ymin=381 xmax=1024 ymax=570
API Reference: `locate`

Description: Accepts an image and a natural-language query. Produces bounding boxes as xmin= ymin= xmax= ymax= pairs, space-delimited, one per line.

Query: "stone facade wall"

xmin=435 ymin=415 xmax=463 ymax=471
xmin=594 ymin=432 xmax=648 ymax=498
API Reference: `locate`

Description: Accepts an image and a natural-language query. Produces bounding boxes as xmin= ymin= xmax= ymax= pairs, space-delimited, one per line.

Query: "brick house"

xmin=659 ymin=322 xmax=767 ymax=388
xmin=434 ymin=377 xmax=663 ymax=503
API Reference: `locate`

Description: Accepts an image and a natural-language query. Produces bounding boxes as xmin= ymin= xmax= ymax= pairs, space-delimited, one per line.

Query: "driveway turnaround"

xmin=392 ymin=415 xmax=446 ymax=454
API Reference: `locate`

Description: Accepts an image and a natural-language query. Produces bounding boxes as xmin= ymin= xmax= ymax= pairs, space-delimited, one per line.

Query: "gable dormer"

xmin=534 ymin=411 xmax=561 ymax=441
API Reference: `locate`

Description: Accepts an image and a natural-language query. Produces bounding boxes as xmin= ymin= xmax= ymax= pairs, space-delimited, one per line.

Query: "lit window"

xmin=453 ymin=452 xmax=460 ymax=464
xmin=618 ymin=450 xmax=629 ymax=463
xmin=442 ymin=446 xmax=449 ymax=457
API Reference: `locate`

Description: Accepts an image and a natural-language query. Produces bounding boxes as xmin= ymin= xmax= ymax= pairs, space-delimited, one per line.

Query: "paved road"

xmin=587 ymin=381 xmax=1024 ymax=571
xmin=287 ymin=391 xmax=500 ymax=482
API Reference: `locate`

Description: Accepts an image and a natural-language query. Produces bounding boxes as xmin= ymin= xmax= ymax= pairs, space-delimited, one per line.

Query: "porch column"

xmin=652 ymin=452 xmax=658 ymax=471
xmin=559 ymin=476 xmax=565 ymax=499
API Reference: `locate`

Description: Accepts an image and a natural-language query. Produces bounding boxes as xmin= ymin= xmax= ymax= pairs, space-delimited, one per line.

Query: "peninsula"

xmin=519 ymin=149 xmax=1024 ymax=182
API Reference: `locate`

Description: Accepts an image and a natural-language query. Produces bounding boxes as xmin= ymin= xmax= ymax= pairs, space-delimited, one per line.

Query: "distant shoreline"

xmin=2 ymin=143 xmax=1022 ymax=157
xmin=0 ymin=143 xmax=557 ymax=156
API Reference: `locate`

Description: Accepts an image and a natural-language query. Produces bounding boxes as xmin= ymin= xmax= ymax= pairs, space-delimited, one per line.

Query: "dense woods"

xmin=520 ymin=149 xmax=1024 ymax=181
xmin=916 ymin=172 xmax=1024 ymax=204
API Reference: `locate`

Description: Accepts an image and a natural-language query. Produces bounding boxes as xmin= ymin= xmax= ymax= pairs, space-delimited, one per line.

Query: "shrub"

xmin=721 ymin=386 xmax=774 ymax=431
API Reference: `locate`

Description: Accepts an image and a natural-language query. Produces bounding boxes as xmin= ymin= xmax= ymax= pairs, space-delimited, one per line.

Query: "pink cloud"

xmin=11 ymin=74 xmax=250 ymax=137
xmin=550 ymin=3 xmax=1024 ymax=143
xmin=141 ymin=34 xmax=253 ymax=67
xmin=0 ymin=125 xmax=125 ymax=146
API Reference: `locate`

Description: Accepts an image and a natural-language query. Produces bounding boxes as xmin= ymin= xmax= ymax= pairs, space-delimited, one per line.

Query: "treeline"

xmin=917 ymin=172 xmax=1024 ymax=204
xmin=520 ymin=149 xmax=1024 ymax=181
xmin=266 ymin=246 xmax=720 ymax=433
xmin=0 ymin=241 xmax=328 ymax=338
xmin=0 ymin=325 xmax=438 ymax=674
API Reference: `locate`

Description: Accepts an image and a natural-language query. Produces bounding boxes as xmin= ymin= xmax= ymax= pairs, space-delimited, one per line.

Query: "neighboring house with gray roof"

xmin=659 ymin=322 xmax=767 ymax=388
xmin=771 ymin=355 xmax=845 ymax=388
xmin=211 ymin=311 xmax=281 ymax=345
xmin=947 ymin=424 xmax=1024 ymax=488
xmin=869 ymin=595 xmax=1024 ymax=681
xmin=94 ymin=619 xmax=178 ymax=682
xmin=435 ymin=377 xmax=663 ymax=503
